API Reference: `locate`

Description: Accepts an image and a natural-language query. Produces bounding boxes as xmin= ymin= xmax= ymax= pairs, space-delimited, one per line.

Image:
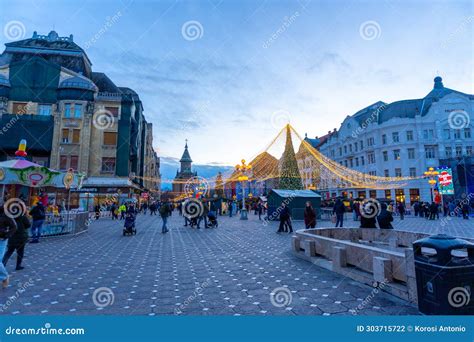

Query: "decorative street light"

xmin=424 ymin=167 xmax=439 ymax=202
xmin=235 ymin=159 xmax=252 ymax=220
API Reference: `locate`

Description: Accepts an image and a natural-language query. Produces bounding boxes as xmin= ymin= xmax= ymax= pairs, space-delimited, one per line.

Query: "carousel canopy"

xmin=0 ymin=159 xmax=84 ymax=188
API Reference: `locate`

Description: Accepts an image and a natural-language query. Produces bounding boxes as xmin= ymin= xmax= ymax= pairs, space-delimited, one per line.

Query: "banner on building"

xmin=437 ymin=168 xmax=454 ymax=195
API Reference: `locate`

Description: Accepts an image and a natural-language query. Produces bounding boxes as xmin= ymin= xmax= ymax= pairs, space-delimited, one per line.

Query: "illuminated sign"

xmin=437 ymin=168 xmax=454 ymax=195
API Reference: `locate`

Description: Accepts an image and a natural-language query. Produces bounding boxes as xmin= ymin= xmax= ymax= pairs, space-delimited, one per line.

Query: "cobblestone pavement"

xmin=1 ymin=212 xmax=442 ymax=316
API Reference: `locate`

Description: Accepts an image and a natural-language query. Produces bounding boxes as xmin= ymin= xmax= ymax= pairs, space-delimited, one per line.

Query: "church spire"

xmin=180 ymin=139 xmax=192 ymax=163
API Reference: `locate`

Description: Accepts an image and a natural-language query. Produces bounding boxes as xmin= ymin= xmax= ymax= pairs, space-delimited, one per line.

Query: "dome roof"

xmin=0 ymin=74 xmax=11 ymax=87
xmin=59 ymin=76 xmax=97 ymax=91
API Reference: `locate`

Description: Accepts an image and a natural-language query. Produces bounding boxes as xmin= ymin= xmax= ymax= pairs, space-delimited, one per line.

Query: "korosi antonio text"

xmin=414 ymin=325 xmax=466 ymax=333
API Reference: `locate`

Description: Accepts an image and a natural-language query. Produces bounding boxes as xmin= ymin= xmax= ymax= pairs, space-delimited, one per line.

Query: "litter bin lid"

xmin=413 ymin=234 xmax=474 ymax=264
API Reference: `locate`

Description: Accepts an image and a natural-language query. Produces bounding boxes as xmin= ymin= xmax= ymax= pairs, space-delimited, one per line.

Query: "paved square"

xmin=4 ymin=211 xmax=469 ymax=316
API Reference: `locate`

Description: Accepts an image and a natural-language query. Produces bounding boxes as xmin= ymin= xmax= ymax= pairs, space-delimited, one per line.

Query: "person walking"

xmin=197 ymin=200 xmax=209 ymax=229
xmin=2 ymin=210 xmax=30 ymax=271
xmin=377 ymin=203 xmax=394 ymax=229
xmin=29 ymin=201 xmax=45 ymax=243
xmin=429 ymin=202 xmax=438 ymax=220
xmin=277 ymin=203 xmax=292 ymax=233
xmin=228 ymin=200 xmax=233 ymax=218
xmin=119 ymin=203 xmax=127 ymax=220
xmin=397 ymin=202 xmax=405 ymax=220
xmin=333 ymin=198 xmax=345 ymax=228
xmin=303 ymin=201 xmax=317 ymax=228
xmin=159 ymin=201 xmax=171 ymax=233
xmin=0 ymin=205 xmax=17 ymax=288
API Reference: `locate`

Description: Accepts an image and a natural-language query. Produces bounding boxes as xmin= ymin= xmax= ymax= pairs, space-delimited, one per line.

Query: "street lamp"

xmin=424 ymin=167 xmax=439 ymax=202
xmin=236 ymin=159 xmax=252 ymax=220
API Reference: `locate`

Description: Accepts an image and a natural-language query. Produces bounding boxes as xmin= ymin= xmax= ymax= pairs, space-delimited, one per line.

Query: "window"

xmin=369 ymin=190 xmax=376 ymax=199
xmin=70 ymin=156 xmax=78 ymax=170
xmin=360 ymin=140 xmax=364 ymax=149
xmin=62 ymin=129 xmax=70 ymax=143
xmin=425 ymin=146 xmax=436 ymax=159
xmin=74 ymin=104 xmax=83 ymax=118
xmin=72 ymin=129 xmax=80 ymax=144
xmin=393 ymin=149 xmax=401 ymax=160
xmin=103 ymin=132 xmax=117 ymax=146
xmin=355 ymin=157 xmax=359 ymax=166
xmin=409 ymin=168 xmax=417 ymax=177
xmin=38 ymin=104 xmax=52 ymax=115
xmin=408 ymin=148 xmax=415 ymax=159
xmin=445 ymin=146 xmax=452 ymax=158
xmin=465 ymin=128 xmax=471 ymax=139
xmin=454 ymin=129 xmax=461 ymax=139
xmin=406 ymin=130 xmax=413 ymax=141
xmin=367 ymin=137 xmax=374 ymax=146
xmin=382 ymin=134 xmax=387 ymax=144
xmin=59 ymin=156 xmax=68 ymax=170
xmin=64 ymin=103 xmax=72 ymax=118
xmin=354 ymin=144 xmax=358 ymax=152
xmin=383 ymin=151 xmax=388 ymax=162
xmin=395 ymin=168 xmax=402 ymax=177
xmin=349 ymin=159 xmax=353 ymax=167
xmin=344 ymin=146 xmax=347 ymax=154
xmin=339 ymin=147 xmax=342 ymax=156
xmin=385 ymin=189 xmax=391 ymax=200
xmin=349 ymin=144 xmax=352 ymax=152
xmin=409 ymin=189 xmax=420 ymax=203
xmin=361 ymin=156 xmax=365 ymax=165
xmin=455 ymin=145 xmax=462 ymax=157
xmin=367 ymin=152 xmax=375 ymax=164
xmin=444 ymin=128 xmax=451 ymax=139
xmin=423 ymin=129 xmax=434 ymax=140
xmin=392 ymin=132 xmax=399 ymax=143
xmin=105 ymin=106 xmax=119 ymax=117
xmin=12 ymin=102 xmax=28 ymax=115
xmin=101 ymin=158 xmax=116 ymax=173
xmin=368 ymin=171 xmax=376 ymax=176
xmin=384 ymin=169 xmax=389 ymax=177
xmin=344 ymin=160 xmax=348 ymax=167
xmin=467 ymin=146 xmax=473 ymax=156
xmin=64 ymin=103 xmax=82 ymax=118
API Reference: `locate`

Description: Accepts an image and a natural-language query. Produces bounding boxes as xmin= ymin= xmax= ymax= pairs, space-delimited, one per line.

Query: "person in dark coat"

xmin=0 ymin=206 xmax=17 ymax=288
xmin=360 ymin=214 xmax=377 ymax=228
xmin=377 ymin=203 xmax=394 ymax=229
xmin=333 ymin=199 xmax=345 ymax=227
xmin=29 ymin=202 xmax=45 ymax=243
xmin=277 ymin=203 xmax=292 ymax=233
xmin=2 ymin=213 xmax=30 ymax=270
xmin=397 ymin=202 xmax=405 ymax=220
xmin=303 ymin=201 xmax=317 ymax=228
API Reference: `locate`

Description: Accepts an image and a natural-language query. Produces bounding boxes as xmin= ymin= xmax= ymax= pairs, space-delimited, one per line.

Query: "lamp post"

xmin=235 ymin=159 xmax=252 ymax=220
xmin=424 ymin=167 xmax=439 ymax=202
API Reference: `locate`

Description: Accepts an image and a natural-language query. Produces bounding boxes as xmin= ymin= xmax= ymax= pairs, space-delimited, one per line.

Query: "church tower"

xmin=172 ymin=140 xmax=197 ymax=197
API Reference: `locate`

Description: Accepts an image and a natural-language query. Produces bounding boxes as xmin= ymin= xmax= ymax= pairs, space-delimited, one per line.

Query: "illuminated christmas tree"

xmin=279 ymin=125 xmax=303 ymax=190
xmin=214 ymin=172 xmax=225 ymax=198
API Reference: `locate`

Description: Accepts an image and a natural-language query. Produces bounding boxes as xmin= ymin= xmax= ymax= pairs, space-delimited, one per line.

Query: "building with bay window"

xmin=0 ymin=31 xmax=161 ymax=207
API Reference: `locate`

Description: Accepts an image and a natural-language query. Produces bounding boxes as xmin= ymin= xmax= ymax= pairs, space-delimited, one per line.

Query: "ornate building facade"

xmin=0 ymin=31 xmax=161 ymax=206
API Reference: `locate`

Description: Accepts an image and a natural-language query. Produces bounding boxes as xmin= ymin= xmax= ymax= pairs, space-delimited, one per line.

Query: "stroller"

xmin=207 ymin=211 xmax=218 ymax=228
xmin=123 ymin=212 xmax=137 ymax=236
